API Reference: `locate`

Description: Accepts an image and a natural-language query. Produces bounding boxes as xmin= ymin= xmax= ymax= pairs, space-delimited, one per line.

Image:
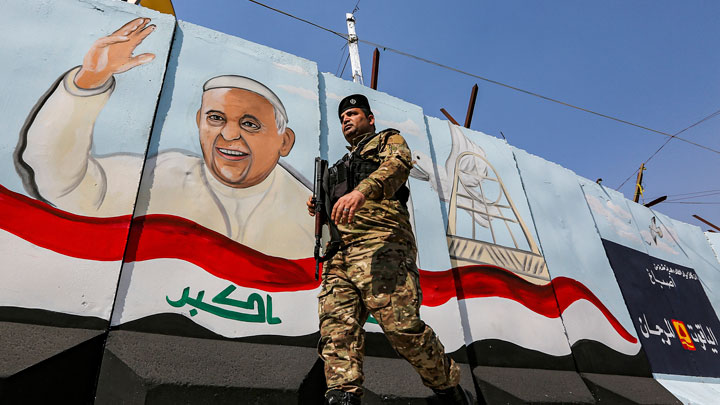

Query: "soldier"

xmin=307 ymin=94 xmax=469 ymax=405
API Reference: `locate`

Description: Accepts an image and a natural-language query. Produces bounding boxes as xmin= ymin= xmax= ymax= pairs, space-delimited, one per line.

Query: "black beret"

xmin=338 ymin=94 xmax=373 ymax=118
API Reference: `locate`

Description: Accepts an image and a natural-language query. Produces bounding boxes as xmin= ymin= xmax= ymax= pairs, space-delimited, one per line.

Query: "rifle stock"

xmin=313 ymin=158 xmax=328 ymax=280
xmin=312 ymin=157 xmax=342 ymax=280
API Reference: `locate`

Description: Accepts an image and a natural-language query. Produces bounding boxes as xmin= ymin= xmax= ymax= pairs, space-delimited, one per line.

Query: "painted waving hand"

xmin=75 ymin=17 xmax=156 ymax=89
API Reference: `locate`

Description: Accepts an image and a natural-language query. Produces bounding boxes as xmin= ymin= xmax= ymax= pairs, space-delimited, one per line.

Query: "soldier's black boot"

xmin=432 ymin=385 xmax=470 ymax=405
xmin=325 ymin=389 xmax=361 ymax=405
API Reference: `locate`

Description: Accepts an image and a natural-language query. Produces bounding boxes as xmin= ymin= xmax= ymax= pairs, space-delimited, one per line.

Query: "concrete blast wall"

xmin=1 ymin=0 xmax=719 ymax=403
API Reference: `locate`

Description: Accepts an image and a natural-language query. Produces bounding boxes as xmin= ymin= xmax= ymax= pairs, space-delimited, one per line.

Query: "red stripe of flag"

xmin=0 ymin=184 xmax=636 ymax=343
xmin=0 ymin=185 xmax=130 ymax=261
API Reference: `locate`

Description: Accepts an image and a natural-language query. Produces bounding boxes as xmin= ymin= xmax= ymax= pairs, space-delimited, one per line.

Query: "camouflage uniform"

xmin=318 ymin=129 xmax=460 ymax=396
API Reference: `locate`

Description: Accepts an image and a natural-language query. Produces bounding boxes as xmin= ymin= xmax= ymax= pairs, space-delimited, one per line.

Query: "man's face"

xmin=197 ymin=88 xmax=294 ymax=188
xmin=340 ymin=107 xmax=375 ymax=143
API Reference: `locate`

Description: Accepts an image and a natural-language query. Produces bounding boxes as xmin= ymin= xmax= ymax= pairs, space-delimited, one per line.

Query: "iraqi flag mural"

xmin=513 ymin=150 xmax=647 ymax=375
xmin=0 ymin=185 xmax=129 ymax=323
xmin=0 ymin=0 xmax=175 ymax=325
xmin=0 ymin=181 xmax=652 ymax=358
xmin=581 ymin=179 xmax=720 ymax=378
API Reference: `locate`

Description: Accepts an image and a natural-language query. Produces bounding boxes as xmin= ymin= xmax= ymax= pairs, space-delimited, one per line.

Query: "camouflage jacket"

xmin=337 ymin=128 xmax=416 ymax=248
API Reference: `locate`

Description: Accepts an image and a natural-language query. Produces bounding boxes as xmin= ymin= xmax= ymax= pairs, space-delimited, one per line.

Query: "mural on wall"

xmin=5 ymin=5 xmax=720 ymax=399
xmin=512 ymin=149 xmax=648 ymax=376
xmin=663 ymin=220 xmax=720 ymax=318
xmin=412 ymin=120 xmax=573 ymax=369
xmin=18 ymin=18 xmax=161 ymax=216
xmin=111 ymin=20 xmax=321 ymax=339
xmin=709 ymin=232 xmax=720 ymax=265
xmin=580 ymin=179 xmax=720 ymax=377
xmin=412 ymin=122 xmax=548 ymax=283
xmin=0 ymin=0 xmax=174 ymax=324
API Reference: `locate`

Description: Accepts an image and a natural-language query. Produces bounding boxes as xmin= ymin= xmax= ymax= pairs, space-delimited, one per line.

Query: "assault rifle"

xmin=312 ymin=158 xmax=341 ymax=280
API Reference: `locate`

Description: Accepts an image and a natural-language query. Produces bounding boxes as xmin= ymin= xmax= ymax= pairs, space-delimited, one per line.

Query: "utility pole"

xmin=346 ymin=13 xmax=363 ymax=84
xmin=633 ymin=163 xmax=645 ymax=203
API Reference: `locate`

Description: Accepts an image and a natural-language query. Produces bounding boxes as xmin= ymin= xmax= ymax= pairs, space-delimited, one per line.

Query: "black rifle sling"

xmin=319 ymin=163 xmax=342 ymax=263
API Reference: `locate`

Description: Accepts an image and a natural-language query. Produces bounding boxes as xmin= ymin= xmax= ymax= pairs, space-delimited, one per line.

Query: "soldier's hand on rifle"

xmin=332 ymin=190 xmax=366 ymax=224
xmin=75 ymin=18 xmax=156 ymax=89
xmin=307 ymin=196 xmax=316 ymax=217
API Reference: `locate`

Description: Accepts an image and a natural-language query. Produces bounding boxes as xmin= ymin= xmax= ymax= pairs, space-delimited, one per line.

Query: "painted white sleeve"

xmin=23 ymin=67 xmax=140 ymax=216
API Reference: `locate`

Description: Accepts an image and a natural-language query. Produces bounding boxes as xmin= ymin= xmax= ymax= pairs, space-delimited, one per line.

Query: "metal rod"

xmin=440 ymin=108 xmax=460 ymax=126
xmin=644 ymin=196 xmax=667 ymax=208
xmin=464 ymin=84 xmax=478 ymax=128
xmin=370 ymin=48 xmax=380 ymax=90
xmin=693 ymin=215 xmax=720 ymax=232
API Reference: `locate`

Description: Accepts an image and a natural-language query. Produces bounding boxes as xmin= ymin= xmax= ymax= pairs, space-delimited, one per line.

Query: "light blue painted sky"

xmin=0 ymin=0 xmax=174 ymax=195
xmin=171 ymin=0 xmax=720 ymax=228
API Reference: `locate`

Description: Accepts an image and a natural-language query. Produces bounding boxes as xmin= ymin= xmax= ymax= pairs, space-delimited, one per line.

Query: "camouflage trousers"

xmin=317 ymin=241 xmax=460 ymax=396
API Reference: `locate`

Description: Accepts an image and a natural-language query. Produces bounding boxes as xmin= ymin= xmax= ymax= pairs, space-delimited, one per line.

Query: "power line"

xmin=659 ymin=188 xmax=720 ymax=198
xmin=666 ymin=192 xmax=720 ymax=202
xmin=335 ymin=43 xmax=348 ymax=76
xmin=670 ymin=191 xmax=720 ymax=199
xmin=357 ymin=39 xmax=720 ymax=155
xmin=644 ymin=190 xmax=720 ymax=203
xmin=615 ymin=108 xmax=720 ymax=190
xmin=247 ymin=0 xmax=720 ymax=157
xmin=642 ymin=189 xmax=720 ymax=203
xmin=664 ymin=202 xmax=720 ymax=205
xmin=247 ymin=0 xmax=346 ymax=40
xmin=339 ymin=53 xmax=351 ymax=78
xmin=644 ymin=109 xmax=720 ymax=164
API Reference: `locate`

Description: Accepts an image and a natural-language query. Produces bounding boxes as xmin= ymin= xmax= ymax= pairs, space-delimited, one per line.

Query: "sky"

xmin=170 ymin=0 xmax=720 ymax=228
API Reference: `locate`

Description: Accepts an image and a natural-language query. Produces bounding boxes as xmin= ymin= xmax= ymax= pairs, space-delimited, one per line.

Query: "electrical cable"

xmin=615 ymin=108 xmax=720 ymax=190
xmin=246 ymin=0 xmax=720 ymax=157
xmin=665 ymin=192 xmax=720 ymax=202
xmin=664 ymin=202 xmax=720 ymax=205
xmin=659 ymin=189 xmax=720 ymax=198
xmin=672 ymin=191 xmax=720 ymax=199
xmin=644 ymin=190 xmax=720 ymax=202
xmin=644 ymin=109 xmax=720 ymax=164
xmin=335 ymin=43 xmax=348 ymax=77
xmin=247 ymin=0 xmax=347 ymax=40
xmin=339 ymin=53 xmax=351 ymax=78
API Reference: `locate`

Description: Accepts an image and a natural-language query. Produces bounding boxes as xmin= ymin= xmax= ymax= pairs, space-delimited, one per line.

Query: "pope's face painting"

xmin=197 ymin=88 xmax=295 ymax=188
